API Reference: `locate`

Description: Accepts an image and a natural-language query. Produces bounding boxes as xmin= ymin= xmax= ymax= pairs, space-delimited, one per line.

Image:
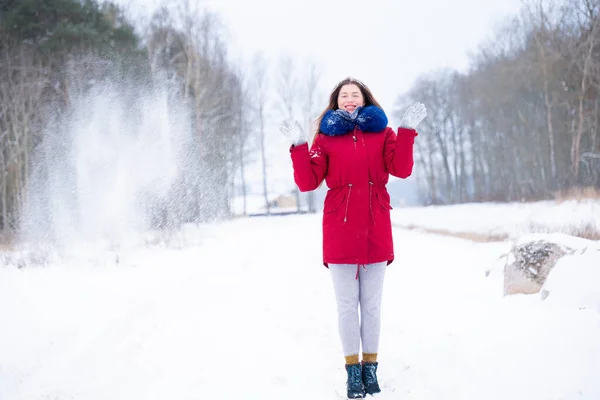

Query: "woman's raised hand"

xmin=279 ymin=118 xmax=307 ymax=145
xmin=399 ymin=102 xmax=427 ymax=130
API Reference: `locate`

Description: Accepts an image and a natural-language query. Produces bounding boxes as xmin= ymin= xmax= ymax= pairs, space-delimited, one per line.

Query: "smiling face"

xmin=337 ymin=84 xmax=365 ymax=113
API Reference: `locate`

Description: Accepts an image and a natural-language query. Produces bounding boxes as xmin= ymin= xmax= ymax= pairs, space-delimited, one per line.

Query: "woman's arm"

xmin=383 ymin=127 xmax=418 ymax=179
xmin=290 ymin=135 xmax=328 ymax=192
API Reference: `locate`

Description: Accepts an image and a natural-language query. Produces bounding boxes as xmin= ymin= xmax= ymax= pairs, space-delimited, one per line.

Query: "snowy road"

xmin=1 ymin=214 xmax=599 ymax=400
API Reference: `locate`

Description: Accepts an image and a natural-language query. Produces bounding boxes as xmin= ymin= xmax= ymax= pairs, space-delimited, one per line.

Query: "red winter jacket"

xmin=290 ymin=126 xmax=418 ymax=267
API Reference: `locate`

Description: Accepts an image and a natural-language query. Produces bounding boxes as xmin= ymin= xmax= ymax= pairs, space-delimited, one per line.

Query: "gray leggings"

xmin=329 ymin=262 xmax=387 ymax=357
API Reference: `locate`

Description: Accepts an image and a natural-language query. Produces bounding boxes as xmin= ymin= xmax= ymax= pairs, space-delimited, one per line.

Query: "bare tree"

xmin=145 ymin=4 xmax=247 ymax=222
xmin=302 ymin=61 xmax=321 ymax=212
xmin=228 ymin=66 xmax=256 ymax=216
xmin=525 ymin=0 xmax=560 ymax=187
xmin=276 ymin=55 xmax=301 ymax=212
xmin=0 ymin=37 xmax=47 ymax=230
xmin=395 ymin=0 xmax=600 ymax=204
xmin=570 ymin=1 xmax=600 ymax=181
xmin=276 ymin=56 xmax=297 ymax=120
xmin=250 ymin=53 xmax=270 ymax=215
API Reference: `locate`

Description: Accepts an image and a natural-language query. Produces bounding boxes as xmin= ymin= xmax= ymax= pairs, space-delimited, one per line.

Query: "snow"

xmin=514 ymin=232 xmax=600 ymax=250
xmin=543 ymin=249 xmax=600 ymax=312
xmin=391 ymin=200 xmax=600 ymax=239
xmin=1 ymin=201 xmax=600 ymax=400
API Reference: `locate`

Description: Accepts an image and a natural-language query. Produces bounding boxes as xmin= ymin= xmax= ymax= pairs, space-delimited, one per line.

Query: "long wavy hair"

xmin=313 ymin=77 xmax=383 ymax=142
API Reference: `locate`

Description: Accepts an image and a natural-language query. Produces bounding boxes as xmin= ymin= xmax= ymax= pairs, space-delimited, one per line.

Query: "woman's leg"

xmin=358 ymin=262 xmax=387 ymax=360
xmin=329 ymin=263 xmax=360 ymax=364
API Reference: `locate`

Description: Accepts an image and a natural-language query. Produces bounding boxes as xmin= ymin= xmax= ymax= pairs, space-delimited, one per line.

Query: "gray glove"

xmin=399 ymin=102 xmax=427 ymax=129
xmin=279 ymin=118 xmax=307 ymax=146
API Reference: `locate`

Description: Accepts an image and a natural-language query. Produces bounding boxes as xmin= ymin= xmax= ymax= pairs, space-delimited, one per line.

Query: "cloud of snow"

xmin=19 ymin=82 xmax=191 ymax=254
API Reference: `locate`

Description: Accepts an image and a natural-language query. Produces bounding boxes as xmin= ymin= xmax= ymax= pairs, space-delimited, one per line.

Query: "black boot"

xmin=361 ymin=361 xmax=381 ymax=395
xmin=345 ymin=363 xmax=365 ymax=398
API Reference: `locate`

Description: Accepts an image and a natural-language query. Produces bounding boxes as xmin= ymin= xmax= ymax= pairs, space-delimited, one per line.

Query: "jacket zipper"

xmin=344 ymin=183 xmax=352 ymax=223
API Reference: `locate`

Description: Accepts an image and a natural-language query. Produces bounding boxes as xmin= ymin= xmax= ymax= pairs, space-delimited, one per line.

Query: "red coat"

xmin=290 ymin=126 xmax=417 ymax=267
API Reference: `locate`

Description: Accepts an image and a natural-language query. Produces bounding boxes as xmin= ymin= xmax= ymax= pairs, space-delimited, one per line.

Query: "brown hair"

xmin=313 ymin=77 xmax=383 ymax=142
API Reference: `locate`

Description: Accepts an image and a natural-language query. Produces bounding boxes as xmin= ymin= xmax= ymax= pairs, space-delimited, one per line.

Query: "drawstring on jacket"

xmin=369 ymin=181 xmax=375 ymax=224
xmin=343 ymin=183 xmax=353 ymax=223
xmin=355 ymin=264 xmax=367 ymax=279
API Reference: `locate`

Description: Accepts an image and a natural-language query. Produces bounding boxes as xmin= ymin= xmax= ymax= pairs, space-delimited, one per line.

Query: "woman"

xmin=280 ymin=77 xmax=426 ymax=399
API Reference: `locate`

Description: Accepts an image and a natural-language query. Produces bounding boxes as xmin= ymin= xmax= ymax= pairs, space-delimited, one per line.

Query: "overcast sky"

xmin=126 ymin=0 xmax=523 ymax=114
xmin=218 ymin=0 xmax=524 ymax=109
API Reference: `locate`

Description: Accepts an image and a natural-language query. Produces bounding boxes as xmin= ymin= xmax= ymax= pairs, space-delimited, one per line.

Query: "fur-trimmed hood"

xmin=319 ymin=106 xmax=388 ymax=136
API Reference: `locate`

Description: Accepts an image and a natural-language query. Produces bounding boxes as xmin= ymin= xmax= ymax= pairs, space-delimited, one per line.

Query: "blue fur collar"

xmin=319 ymin=106 xmax=388 ymax=136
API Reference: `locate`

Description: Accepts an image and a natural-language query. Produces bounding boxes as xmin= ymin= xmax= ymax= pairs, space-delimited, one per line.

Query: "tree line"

xmin=0 ymin=0 xmax=321 ymax=237
xmin=395 ymin=0 xmax=600 ymax=204
xmin=5 ymin=0 xmax=592 ymax=236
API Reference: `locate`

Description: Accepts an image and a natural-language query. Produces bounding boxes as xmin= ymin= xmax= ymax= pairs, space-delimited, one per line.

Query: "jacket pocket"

xmin=375 ymin=191 xmax=393 ymax=210
xmin=324 ymin=190 xmax=346 ymax=213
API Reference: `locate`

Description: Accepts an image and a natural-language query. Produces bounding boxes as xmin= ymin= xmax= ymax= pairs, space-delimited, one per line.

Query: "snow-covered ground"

xmin=391 ymin=199 xmax=600 ymax=239
xmin=1 ymin=201 xmax=600 ymax=400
